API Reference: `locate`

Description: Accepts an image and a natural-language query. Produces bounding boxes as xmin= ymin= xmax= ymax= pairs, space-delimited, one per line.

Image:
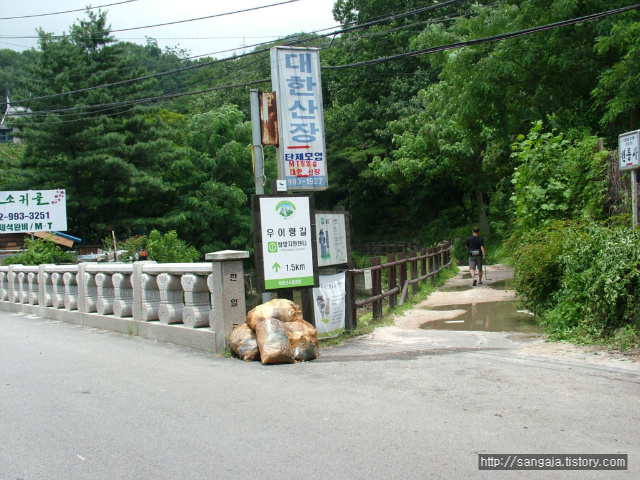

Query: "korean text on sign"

xmin=271 ymin=47 xmax=328 ymax=190
xmin=0 ymin=189 xmax=67 ymax=233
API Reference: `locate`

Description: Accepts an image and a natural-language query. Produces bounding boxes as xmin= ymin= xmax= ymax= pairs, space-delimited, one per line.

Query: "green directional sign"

xmin=256 ymin=195 xmax=316 ymax=290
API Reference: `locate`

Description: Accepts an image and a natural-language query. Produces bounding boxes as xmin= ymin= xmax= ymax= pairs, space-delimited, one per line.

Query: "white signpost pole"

xmin=618 ymin=131 xmax=640 ymax=228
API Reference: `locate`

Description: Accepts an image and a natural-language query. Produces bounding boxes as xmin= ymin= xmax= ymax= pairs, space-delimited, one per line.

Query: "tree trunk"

xmin=474 ymin=184 xmax=491 ymax=240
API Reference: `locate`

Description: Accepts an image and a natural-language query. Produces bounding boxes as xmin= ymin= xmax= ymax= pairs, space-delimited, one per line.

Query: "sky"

xmin=0 ymin=0 xmax=341 ymax=59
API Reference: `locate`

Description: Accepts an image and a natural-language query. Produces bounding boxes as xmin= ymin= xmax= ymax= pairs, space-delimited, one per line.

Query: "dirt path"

xmin=395 ymin=263 xmax=517 ymax=329
xmin=328 ymin=263 xmax=639 ymax=367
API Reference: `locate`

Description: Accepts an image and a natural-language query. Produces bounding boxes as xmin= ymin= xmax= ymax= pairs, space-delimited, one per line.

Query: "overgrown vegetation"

xmin=2 ymin=237 xmax=76 ymax=265
xmin=507 ymin=123 xmax=639 ymax=351
xmin=102 ymin=229 xmax=200 ymax=263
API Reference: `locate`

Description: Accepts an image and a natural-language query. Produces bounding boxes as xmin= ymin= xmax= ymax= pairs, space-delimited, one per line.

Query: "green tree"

xmin=163 ymin=105 xmax=257 ymax=253
xmin=6 ymin=11 xmax=176 ymax=243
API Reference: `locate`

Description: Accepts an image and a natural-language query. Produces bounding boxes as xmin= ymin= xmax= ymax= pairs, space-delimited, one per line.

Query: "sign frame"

xmin=251 ymin=194 xmax=319 ymax=292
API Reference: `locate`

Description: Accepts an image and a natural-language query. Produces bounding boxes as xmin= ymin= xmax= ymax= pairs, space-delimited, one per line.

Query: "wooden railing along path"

xmin=346 ymin=242 xmax=453 ymax=329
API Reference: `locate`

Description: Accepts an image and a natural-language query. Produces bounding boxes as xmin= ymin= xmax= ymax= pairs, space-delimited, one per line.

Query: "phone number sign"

xmin=0 ymin=189 xmax=67 ymax=233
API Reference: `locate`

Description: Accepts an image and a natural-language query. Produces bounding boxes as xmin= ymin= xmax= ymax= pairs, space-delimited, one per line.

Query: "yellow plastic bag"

xmin=256 ymin=317 xmax=295 ymax=365
xmin=229 ymin=324 xmax=260 ymax=362
xmin=246 ymin=299 xmax=302 ymax=331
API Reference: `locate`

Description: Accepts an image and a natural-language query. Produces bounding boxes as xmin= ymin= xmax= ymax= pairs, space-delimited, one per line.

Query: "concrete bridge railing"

xmin=0 ymin=250 xmax=249 ymax=353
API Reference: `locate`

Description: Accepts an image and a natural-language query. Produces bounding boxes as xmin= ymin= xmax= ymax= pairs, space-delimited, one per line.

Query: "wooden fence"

xmin=346 ymin=241 xmax=453 ymax=329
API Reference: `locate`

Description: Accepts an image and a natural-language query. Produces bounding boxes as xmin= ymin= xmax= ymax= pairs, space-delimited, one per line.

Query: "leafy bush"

xmin=510 ymin=220 xmax=640 ymax=349
xmin=145 ymin=230 xmax=200 ymax=263
xmin=3 ymin=237 xmax=76 ymax=265
xmin=510 ymin=122 xmax=608 ymax=232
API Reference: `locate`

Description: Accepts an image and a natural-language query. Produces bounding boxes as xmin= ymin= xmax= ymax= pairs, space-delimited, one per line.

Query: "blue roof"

xmin=54 ymin=231 xmax=82 ymax=243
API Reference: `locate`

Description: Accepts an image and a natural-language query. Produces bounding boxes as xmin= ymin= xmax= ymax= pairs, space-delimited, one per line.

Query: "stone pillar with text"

xmin=206 ymin=250 xmax=249 ymax=352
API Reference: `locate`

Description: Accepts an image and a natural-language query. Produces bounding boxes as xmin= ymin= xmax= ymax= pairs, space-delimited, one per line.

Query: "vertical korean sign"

xmin=0 ymin=189 xmax=67 ymax=234
xmin=270 ymin=46 xmax=328 ymax=191
xmin=252 ymin=194 xmax=318 ymax=291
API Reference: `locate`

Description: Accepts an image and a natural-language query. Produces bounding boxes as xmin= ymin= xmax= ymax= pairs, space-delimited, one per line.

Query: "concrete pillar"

xmin=206 ymin=250 xmax=249 ymax=352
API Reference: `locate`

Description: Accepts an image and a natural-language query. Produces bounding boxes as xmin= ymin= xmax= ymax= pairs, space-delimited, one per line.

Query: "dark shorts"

xmin=469 ymin=255 xmax=483 ymax=270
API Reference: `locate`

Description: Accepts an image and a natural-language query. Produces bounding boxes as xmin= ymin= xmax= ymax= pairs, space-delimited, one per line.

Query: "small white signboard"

xmin=0 ymin=189 xmax=67 ymax=233
xmin=313 ymin=272 xmax=346 ymax=339
xmin=619 ymin=130 xmax=640 ymax=171
xmin=258 ymin=196 xmax=315 ymax=290
xmin=316 ymin=212 xmax=348 ymax=267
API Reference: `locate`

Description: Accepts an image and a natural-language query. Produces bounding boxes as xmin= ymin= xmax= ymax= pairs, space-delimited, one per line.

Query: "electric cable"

xmin=0 ymin=0 xmax=139 ymax=20
xmin=324 ymin=3 xmax=640 ymax=69
xmin=0 ymin=0 xmax=301 ymax=38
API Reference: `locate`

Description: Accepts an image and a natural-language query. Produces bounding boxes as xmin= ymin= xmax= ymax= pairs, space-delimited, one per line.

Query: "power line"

xmin=2 ymin=0 xmax=465 ymax=108
xmin=0 ymin=0 xmax=139 ymax=20
xmin=0 ymin=0 xmax=301 ymax=39
xmin=325 ymin=3 xmax=640 ymax=70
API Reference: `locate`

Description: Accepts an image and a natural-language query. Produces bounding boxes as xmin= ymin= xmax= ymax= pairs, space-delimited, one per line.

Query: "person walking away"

xmin=465 ymin=227 xmax=486 ymax=286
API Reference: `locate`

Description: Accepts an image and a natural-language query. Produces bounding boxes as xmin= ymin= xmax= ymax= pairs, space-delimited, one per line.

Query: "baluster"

xmin=112 ymin=273 xmax=133 ymax=318
xmin=140 ymin=274 xmax=160 ymax=321
xmin=157 ymin=273 xmax=184 ymax=324
xmin=181 ymin=274 xmax=210 ymax=328
xmin=27 ymin=272 xmax=39 ymax=305
xmin=0 ymin=271 xmax=7 ymax=301
xmin=63 ymin=272 xmax=78 ymax=310
xmin=83 ymin=271 xmax=98 ymax=313
xmin=51 ymin=272 xmax=65 ymax=308
xmin=95 ymin=273 xmax=115 ymax=315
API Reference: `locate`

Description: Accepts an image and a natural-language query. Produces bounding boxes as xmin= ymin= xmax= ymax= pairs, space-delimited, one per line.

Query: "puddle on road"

xmin=487 ymin=279 xmax=515 ymax=290
xmin=440 ymin=285 xmax=473 ymax=292
xmin=421 ymin=301 xmax=541 ymax=333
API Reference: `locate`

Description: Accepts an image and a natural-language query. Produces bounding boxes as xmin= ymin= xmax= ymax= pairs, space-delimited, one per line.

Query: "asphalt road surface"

xmin=1 ymin=307 xmax=638 ymax=480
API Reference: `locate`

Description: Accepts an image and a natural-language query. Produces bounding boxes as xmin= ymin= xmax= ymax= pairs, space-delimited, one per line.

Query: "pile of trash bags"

xmin=229 ymin=299 xmax=320 ymax=364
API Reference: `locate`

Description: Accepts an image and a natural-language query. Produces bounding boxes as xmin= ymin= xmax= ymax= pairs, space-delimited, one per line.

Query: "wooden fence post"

xmin=398 ymin=252 xmax=408 ymax=304
xmin=409 ymin=250 xmax=418 ymax=294
xmin=346 ymin=269 xmax=357 ymax=330
xmin=420 ymin=248 xmax=427 ymax=284
xmin=370 ymin=256 xmax=382 ymax=319
xmin=387 ymin=253 xmax=397 ymax=308
xmin=428 ymin=248 xmax=435 ymax=284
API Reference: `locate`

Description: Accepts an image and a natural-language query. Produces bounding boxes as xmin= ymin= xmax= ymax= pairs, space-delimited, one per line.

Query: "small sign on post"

xmin=619 ymin=131 xmax=640 ymax=227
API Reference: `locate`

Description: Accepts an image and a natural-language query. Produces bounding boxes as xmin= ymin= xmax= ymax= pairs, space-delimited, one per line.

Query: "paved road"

xmin=1 ymin=308 xmax=638 ymax=480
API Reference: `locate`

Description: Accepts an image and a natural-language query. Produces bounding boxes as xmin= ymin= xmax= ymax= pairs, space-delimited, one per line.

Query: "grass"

xmin=320 ymin=264 xmax=459 ymax=347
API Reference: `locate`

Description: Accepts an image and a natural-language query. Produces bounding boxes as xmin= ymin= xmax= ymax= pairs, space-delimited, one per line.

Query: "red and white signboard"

xmin=270 ymin=46 xmax=328 ymax=191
